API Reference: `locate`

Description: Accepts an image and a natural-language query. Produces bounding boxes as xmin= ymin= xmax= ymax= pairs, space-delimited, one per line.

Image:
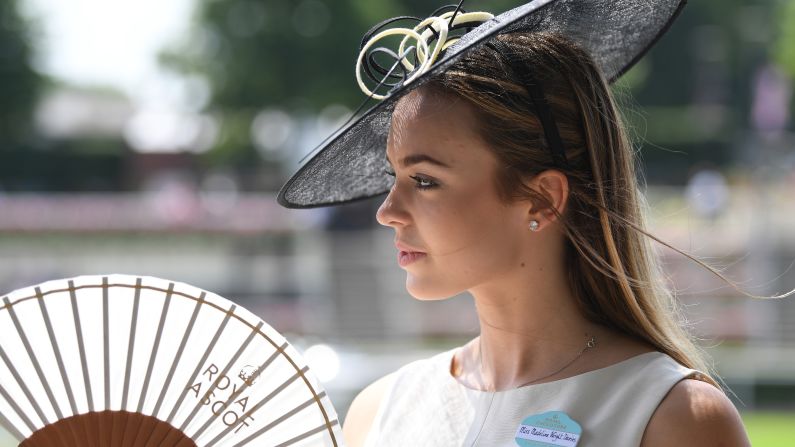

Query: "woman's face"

xmin=376 ymin=87 xmax=532 ymax=300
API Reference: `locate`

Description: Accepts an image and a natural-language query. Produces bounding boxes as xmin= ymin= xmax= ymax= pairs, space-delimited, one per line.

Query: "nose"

xmin=375 ymin=185 xmax=410 ymax=228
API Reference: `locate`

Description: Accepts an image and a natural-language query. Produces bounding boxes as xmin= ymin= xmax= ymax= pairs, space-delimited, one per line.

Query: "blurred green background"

xmin=1 ymin=0 xmax=794 ymax=445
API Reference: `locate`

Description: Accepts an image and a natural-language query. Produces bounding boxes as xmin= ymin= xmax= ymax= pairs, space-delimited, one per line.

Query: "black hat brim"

xmin=277 ymin=0 xmax=686 ymax=209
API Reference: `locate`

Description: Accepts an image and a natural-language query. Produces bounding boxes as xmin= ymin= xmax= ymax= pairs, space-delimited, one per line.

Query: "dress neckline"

xmin=443 ymin=347 xmax=663 ymax=394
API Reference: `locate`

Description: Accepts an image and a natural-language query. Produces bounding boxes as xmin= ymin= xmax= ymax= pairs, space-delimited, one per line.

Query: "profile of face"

xmin=376 ymin=87 xmax=537 ymax=301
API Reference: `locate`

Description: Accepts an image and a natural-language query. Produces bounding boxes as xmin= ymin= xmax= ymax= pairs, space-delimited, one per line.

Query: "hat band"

xmin=486 ymin=39 xmax=571 ymax=170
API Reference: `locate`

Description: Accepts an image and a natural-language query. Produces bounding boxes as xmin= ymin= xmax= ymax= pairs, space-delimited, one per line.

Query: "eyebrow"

xmin=385 ymin=153 xmax=452 ymax=169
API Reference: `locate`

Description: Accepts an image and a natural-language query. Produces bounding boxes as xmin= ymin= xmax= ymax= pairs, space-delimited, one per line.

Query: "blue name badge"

xmin=514 ymin=411 xmax=582 ymax=447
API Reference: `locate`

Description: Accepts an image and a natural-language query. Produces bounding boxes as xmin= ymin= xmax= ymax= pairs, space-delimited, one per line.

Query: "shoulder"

xmin=342 ymin=372 xmax=397 ymax=447
xmin=342 ymin=348 xmax=456 ymax=446
xmin=640 ymin=377 xmax=751 ymax=447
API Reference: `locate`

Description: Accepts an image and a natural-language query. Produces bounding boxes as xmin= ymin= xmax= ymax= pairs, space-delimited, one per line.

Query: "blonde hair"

xmin=427 ymin=32 xmax=793 ymax=389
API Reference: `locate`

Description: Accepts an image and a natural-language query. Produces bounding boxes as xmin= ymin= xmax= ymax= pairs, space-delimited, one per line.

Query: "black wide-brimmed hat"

xmin=276 ymin=0 xmax=686 ymax=209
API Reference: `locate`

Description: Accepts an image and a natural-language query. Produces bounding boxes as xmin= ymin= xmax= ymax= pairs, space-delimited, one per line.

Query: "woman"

xmin=341 ymin=32 xmax=751 ymax=446
xmin=276 ymin=1 xmax=765 ymax=445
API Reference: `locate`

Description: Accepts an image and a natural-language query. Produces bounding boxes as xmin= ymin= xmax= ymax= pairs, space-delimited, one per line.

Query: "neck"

xmin=464 ymin=257 xmax=600 ymax=391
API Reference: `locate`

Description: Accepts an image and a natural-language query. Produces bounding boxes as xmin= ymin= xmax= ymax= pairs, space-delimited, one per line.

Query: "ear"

xmin=524 ymin=169 xmax=569 ymax=226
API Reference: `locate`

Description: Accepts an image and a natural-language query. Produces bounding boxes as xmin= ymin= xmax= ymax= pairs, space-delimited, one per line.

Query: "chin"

xmin=405 ymin=276 xmax=463 ymax=301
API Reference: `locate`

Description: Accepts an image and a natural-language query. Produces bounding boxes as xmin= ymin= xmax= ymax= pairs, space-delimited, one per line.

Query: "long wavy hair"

xmin=424 ymin=31 xmax=789 ymax=389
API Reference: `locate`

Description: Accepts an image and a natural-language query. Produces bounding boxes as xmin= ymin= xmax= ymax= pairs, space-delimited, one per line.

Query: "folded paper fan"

xmin=0 ymin=274 xmax=345 ymax=446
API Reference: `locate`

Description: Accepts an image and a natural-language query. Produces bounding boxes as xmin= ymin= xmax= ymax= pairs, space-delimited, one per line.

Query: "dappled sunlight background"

xmin=1 ymin=0 xmax=794 ymax=445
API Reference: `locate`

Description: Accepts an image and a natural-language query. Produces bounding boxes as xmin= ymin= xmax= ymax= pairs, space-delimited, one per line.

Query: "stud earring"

xmin=529 ymin=220 xmax=539 ymax=231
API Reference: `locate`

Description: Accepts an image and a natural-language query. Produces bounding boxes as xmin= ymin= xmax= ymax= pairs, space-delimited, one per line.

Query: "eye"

xmin=383 ymin=170 xmax=439 ymax=190
xmin=410 ymin=175 xmax=438 ymax=190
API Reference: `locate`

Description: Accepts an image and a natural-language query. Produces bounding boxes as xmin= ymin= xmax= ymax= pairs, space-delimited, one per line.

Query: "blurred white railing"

xmin=0 ymin=185 xmax=793 ymax=412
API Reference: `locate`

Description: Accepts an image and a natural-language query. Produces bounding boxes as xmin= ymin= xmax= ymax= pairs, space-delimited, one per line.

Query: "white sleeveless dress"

xmin=363 ymin=348 xmax=707 ymax=446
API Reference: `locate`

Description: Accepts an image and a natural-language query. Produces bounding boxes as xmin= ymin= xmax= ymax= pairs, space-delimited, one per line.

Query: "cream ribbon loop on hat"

xmin=356 ymin=10 xmax=494 ymax=100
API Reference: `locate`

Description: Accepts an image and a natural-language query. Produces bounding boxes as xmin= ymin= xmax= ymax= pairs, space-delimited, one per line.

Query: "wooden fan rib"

xmin=120 ymin=409 xmax=143 ymax=447
xmin=135 ymin=282 xmax=175 ymax=413
xmin=271 ymin=419 xmax=339 ymax=447
xmin=63 ymin=411 xmax=84 ymax=447
xmin=5 ymin=282 xmax=293 ymax=365
xmin=159 ymin=423 xmax=196 ymax=447
xmin=99 ymin=407 xmax=111 ymax=447
xmin=165 ymin=305 xmax=235 ymax=425
xmin=141 ymin=418 xmax=180 ymax=447
xmin=249 ymin=365 xmax=310 ymax=413
xmin=211 ymin=366 xmax=310 ymax=446
xmin=111 ymin=410 xmax=128 ymax=446
xmin=183 ymin=321 xmax=265 ymax=439
xmin=102 ymin=277 xmax=111 ymax=412
xmin=4 ymin=282 xmax=288 ymax=352
xmin=130 ymin=415 xmax=158 ymax=446
xmin=0 ymin=355 xmax=29 ymax=441
xmin=35 ymin=287 xmax=79 ymax=416
xmin=85 ymin=411 xmax=101 ymax=447
xmin=18 ymin=425 xmax=62 ymax=447
xmin=121 ymin=278 xmax=143 ymax=410
xmin=0 ymin=362 xmax=39 ymax=435
xmin=274 ymin=342 xmax=339 ymax=446
xmin=192 ymin=341 xmax=288 ymax=442
xmin=68 ymin=280 xmax=100 ymax=447
xmin=0 ymin=392 xmax=29 ymax=441
xmin=206 ymin=388 xmax=326 ymax=447
xmin=68 ymin=281 xmax=95 ymax=413
xmin=150 ymin=292 xmax=205 ymax=418
xmin=1 ymin=297 xmax=55 ymax=427
xmin=119 ymin=283 xmax=139 ymax=444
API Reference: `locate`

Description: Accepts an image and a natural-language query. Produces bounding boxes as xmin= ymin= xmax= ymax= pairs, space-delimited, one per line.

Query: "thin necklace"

xmin=478 ymin=334 xmax=597 ymax=390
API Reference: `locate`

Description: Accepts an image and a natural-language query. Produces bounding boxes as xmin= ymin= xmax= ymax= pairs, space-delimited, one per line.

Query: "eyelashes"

xmin=383 ymin=169 xmax=439 ymax=190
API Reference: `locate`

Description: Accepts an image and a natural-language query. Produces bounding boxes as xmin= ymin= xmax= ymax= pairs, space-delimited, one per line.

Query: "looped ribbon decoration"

xmin=356 ymin=5 xmax=494 ymax=100
xmin=297 ymin=3 xmax=494 ymax=165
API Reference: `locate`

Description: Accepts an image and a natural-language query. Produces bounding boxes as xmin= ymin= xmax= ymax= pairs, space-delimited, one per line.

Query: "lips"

xmin=395 ymin=240 xmax=427 ymax=267
xmin=394 ymin=241 xmax=425 ymax=254
xmin=398 ymin=250 xmax=427 ymax=267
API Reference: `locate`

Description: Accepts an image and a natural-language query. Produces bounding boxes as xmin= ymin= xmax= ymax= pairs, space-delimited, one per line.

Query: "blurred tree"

xmin=773 ymin=0 xmax=795 ymax=137
xmin=159 ymin=0 xmax=519 ymax=186
xmin=774 ymin=0 xmax=795 ymax=78
xmin=163 ymin=0 xmax=518 ymax=112
xmin=617 ymin=0 xmax=779 ymax=183
xmin=0 ymin=5 xmax=128 ymax=192
xmin=0 ymin=0 xmax=42 ymax=148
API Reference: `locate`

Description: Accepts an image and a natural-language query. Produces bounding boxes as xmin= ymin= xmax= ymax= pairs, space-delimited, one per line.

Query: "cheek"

xmin=420 ymin=197 xmax=523 ymax=279
xmin=437 ymin=193 xmax=518 ymax=248
xmin=405 ymin=216 xmax=521 ymax=301
xmin=451 ymin=212 xmax=522 ymax=272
